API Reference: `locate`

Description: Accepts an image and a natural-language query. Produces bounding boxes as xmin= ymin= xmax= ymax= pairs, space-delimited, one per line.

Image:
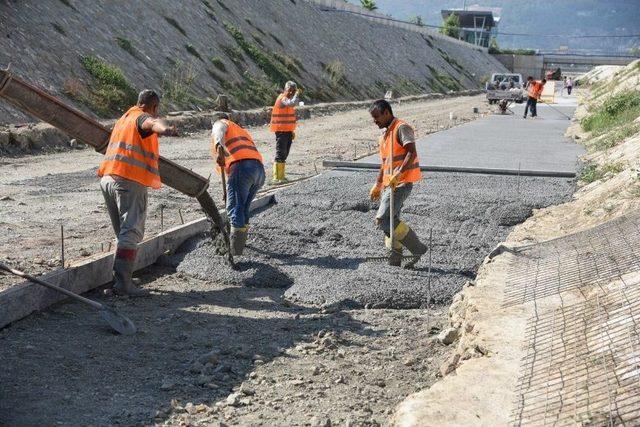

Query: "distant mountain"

xmin=371 ymin=0 xmax=640 ymax=55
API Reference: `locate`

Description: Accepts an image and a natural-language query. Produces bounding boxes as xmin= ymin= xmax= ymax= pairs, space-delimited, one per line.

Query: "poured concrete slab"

xmin=359 ymin=99 xmax=583 ymax=174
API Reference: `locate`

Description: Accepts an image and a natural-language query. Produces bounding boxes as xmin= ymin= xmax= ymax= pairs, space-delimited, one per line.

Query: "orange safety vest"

xmin=269 ymin=93 xmax=297 ymax=132
xmin=98 ymin=106 xmax=161 ymax=189
xmin=379 ymin=118 xmax=421 ymax=187
xmin=528 ymin=81 xmax=544 ymax=99
xmin=219 ymin=119 xmax=263 ymax=174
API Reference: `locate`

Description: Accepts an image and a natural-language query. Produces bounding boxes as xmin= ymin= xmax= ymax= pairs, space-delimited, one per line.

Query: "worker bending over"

xmin=211 ymin=112 xmax=265 ymax=255
xmin=270 ymin=81 xmax=300 ymax=183
xmin=523 ymin=76 xmax=546 ymax=119
xmin=98 ymin=90 xmax=177 ymax=296
xmin=369 ymin=100 xmax=427 ymax=268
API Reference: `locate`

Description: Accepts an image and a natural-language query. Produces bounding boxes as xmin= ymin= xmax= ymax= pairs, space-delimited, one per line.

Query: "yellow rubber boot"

xmin=272 ymin=163 xmax=279 ymax=182
xmin=278 ymin=162 xmax=287 ymax=182
xmin=384 ymin=222 xmax=410 ymax=267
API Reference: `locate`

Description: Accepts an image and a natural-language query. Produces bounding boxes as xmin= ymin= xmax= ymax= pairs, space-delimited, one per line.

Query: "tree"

xmin=439 ymin=13 xmax=459 ymax=39
xmin=360 ymin=0 xmax=377 ymax=11
xmin=489 ymin=37 xmax=500 ymax=54
xmin=408 ymin=15 xmax=424 ymax=27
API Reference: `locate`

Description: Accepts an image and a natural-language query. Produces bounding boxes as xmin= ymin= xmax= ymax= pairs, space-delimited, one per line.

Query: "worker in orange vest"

xmin=211 ymin=112 xmax=265 ymax=255
xmin=269 ymin=81 xmax=300 ymax=183
xmin=369 ymin=99 xmax=427 ymax=268
xmin=98 ymin=90 xmax=177 ymax=296
xmin=523 ymin=77 xmax=546 ymax=119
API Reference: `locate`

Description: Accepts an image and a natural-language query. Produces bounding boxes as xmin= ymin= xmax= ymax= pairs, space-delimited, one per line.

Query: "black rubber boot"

xmin=230 ymin=227 xmax=248 ymax=256
xmin=112 ymin=248 xmax=149 ymax=297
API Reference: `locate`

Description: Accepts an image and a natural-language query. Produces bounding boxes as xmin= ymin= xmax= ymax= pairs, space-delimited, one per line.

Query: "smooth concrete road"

xmin=362 ymin=94 xmax=584 ymax=174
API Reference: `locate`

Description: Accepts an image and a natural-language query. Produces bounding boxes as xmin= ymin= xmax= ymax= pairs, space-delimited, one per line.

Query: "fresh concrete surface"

xmin=361 ymin=97 xmax=584 ymax=174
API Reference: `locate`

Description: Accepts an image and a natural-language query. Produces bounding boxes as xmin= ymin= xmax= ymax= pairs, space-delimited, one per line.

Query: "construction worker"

xmin=270 ymin=81 xmax=300 ymax=183
xmin=211 ymin=112 xmax=265 ymax=255
xmin=98 ymin=89 xmax=177 ymax=296
xmin=523 ymin=76 xmax=546 ymax=119
xmin=369 ymin=99 xmax=427 ymax=268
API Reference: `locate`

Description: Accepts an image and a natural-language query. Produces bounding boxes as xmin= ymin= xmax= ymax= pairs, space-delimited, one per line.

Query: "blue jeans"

xmin=227 ymin=159 xmax=265 ymax=228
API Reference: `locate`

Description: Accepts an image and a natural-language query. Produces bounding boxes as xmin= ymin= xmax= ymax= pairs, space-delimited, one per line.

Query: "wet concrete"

xmin=174 ymin=169 xmax=575 ymax=308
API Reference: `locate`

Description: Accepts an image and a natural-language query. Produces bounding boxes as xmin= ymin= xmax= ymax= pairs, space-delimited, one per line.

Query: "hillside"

xmin=0 ymin=0 xmax=505 ymax=124
xmin=374 ymin=0 xmax=640 ymax=54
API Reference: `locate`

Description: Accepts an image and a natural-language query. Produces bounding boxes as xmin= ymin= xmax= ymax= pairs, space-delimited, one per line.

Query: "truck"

xmin=485 ymin=73 xmax=525 ymax=104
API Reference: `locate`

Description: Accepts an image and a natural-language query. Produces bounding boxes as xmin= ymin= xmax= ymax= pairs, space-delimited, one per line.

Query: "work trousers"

xmin=100 ymin=175 xmax=148 ymax=250
xmin=227 ymin=159 xmax=266 ymax=228
xmin=524 ymin=96 xmax=537 ymax=118
xmin=275 ymin=131 xmax=294 ymax=163
xmin=567 ymin=86 xmax=572 ymax=95
xmin=375 ymin=184 xmax=413 ymax=236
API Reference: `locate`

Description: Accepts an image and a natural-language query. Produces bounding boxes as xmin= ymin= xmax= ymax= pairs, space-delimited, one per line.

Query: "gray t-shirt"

xmin=136 ymin=113 xmax=153 ymax=139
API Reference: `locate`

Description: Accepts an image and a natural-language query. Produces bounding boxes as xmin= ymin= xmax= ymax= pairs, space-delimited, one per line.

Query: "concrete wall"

xmin=492 ymin=54 xmax=544 ymax=79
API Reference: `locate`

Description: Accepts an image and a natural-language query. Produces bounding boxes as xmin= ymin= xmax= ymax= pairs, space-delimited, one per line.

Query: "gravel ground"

xmin=175 ymin=169 xmax=576 ymax=308
xmin=0 ymin=267 xmax=448 ymax=426
xmin=0 ymin=95 xmax=488 ymax=291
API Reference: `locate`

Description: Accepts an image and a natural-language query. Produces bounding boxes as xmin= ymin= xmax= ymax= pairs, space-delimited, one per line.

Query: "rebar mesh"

xmin=512 ymin=280 xmax=640 ymax=426
xmin=504 ymin=211 xmax=640 ymax=307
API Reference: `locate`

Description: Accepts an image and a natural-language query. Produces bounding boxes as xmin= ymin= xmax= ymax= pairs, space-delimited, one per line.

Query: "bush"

xmin=78 ymin=55 xmax=137 ymax=116
xmin=324 ymin=60 xmax=345 ymax=87
xmin=116 ymin=37 xmax=138 ymax=58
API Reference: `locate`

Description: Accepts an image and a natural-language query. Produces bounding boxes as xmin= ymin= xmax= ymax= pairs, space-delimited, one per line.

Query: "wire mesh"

xmin=511 ymin=279 xmax=640 ymax=426
xmin=504 ymin=211 xmax=640 ymax=307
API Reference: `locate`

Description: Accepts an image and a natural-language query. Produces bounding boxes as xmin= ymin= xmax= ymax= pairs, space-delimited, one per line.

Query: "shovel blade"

xmin=100 ymin=306 xmax=137 ymax=335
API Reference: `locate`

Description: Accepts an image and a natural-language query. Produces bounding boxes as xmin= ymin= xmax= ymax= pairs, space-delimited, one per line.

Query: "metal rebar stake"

xmin=60 ymin=224 xmax=65 ymax=268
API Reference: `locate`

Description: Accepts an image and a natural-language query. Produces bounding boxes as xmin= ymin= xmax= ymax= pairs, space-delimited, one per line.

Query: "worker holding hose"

xmin=98 ymin=89 xmax=177 ymax=296
xmin=523 ymin=76 xmax=546 ymax=119
xmin=211 ymin=112 xmax=265 ymax=256
xmin=369 ymin=99 xmax=427 ymax=268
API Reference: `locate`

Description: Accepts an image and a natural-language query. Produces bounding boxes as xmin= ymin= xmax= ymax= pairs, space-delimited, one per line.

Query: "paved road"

xmin=361 ymin=96 xmax=584 ymax=174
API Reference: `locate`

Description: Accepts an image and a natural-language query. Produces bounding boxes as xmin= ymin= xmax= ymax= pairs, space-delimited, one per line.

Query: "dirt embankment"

xmin=391 ymin=61 xmax=640 ymax=426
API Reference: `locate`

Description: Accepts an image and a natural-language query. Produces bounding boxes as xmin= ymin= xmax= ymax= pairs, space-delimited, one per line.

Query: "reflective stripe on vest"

xmin=269 ymin=93 xmax=297 ymax=132
xmin=97 ymin=106 xmax=161 ymax=189
xmin=379 ymin=119 xmax=421 ymax=186
xmin=220 ymin=119 xmax=263 ymax=173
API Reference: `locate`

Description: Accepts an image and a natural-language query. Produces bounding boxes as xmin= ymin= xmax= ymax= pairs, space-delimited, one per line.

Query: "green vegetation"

xmin=202 ymin=0 xmax=214 ymax=10
xmin=586 ymin=124 xmax=639 ymax=152
xmin=164 ymin=16 xmax=186 ymax=36
xmin=220 ymin=72 xmax=278 ymax=107
xmin=220 ymin=45 xmax=246 ymax=71
xmin=52 ymin=23 xmax=66 ymax=36
xmin=581 ymin=91 xmax=640 ymax=136
xmin=210 ymin=56 xmax=227 ymax=72
xmin=73 ymin=55 xmax=137 ymax=116
xmin=161 ymin=60 xmax=206 ymax=109
xmin=272 ymin=52 xmax=304 ymax=75
xmin=408 ymin=15 xmax=424 ymax=26
xmin=324 ymin=60 xmax=345 ymax=87
xmin=223 ymin=22 xmax=294 ymax=85
xmin=116 ymin=37 xmax=138 ymax=58
xmin=427 ymin=65 xmax=461 ymax=92
xmin=580 ymin=161 xmax=625 ymax=183
xmin=185 ymin=43 xmax=203 ymax=61
xmin=360 ymin=0 xmax=377 ymax=11
xmin=440 ymin=14 xmax=459 ymax=39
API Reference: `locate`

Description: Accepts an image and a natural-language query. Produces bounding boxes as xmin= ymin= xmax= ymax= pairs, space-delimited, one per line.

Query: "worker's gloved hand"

xmin=387 ymin=172 xmax=401 ymax=188
xmin=370 ymin=183 xmax=382 ymax=201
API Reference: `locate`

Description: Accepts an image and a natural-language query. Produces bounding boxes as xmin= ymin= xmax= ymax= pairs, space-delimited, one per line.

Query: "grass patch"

xmin=220 ymin=72 xmax=278 ymax=107
xmin=161 ymin=60 xmax=205 ymax=110
xmin=210 ymin=56 xmax=227 ymax=72
xmin=164 ymin=16 xmax=186 ymax=36
xmin=324 ymin=60 xmax=345 ymax=87
xmin=52 ymin=23 xmax=66 ymax=36
xmin=185 ymin=44 xmax=204 ymax=61
xmin=223 ymin=22 xmax=293 ymax=85
xmin=581 ymin=91 xmax=640 ymax=135
xmin=220 ymin=45 xmax=246 ymax=71
xmin=587 ymin=124 xmax=639 ymax=152
xmin=272 ymin=52 xmax=304 ymax=75
xmin=75 ymin=55 xmax=137 ymax=116
xmin=116 ymin=37 xmax=139 ymax=59
xmin=580 ymin=161 xmax=625 ymax=183
xmin=427 ymin=65 xmax=461 ymax=92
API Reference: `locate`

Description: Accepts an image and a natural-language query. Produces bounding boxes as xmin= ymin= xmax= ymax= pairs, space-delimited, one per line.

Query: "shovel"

xmin=0 ymin=262 xmax=136 ymax=335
